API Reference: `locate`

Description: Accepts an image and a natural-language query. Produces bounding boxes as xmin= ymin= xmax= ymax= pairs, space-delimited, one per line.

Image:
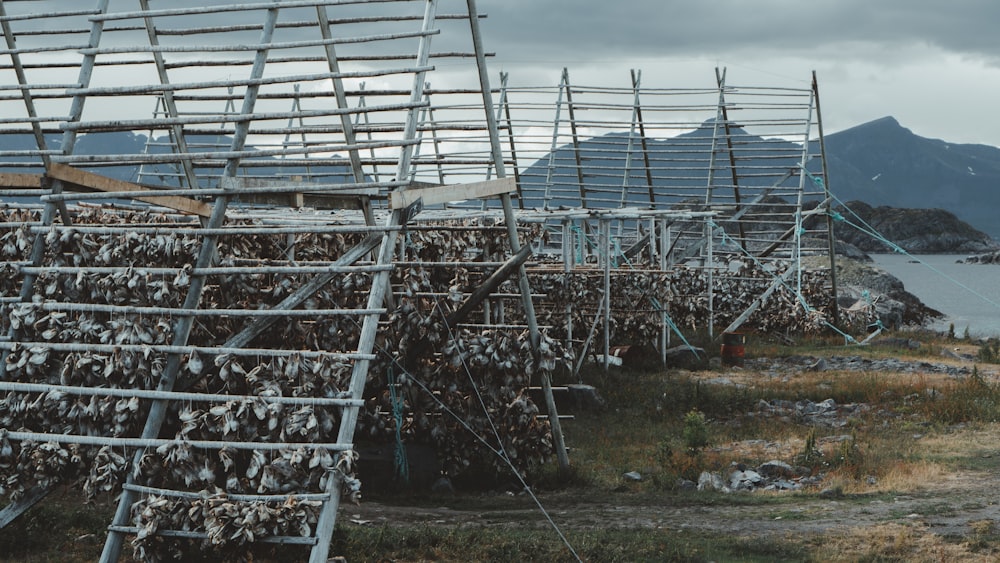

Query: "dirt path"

xmin=344 ymin=346 xmax=1000 ymax=545
xmin=342 ymin=466 xmax=1000 ymax=542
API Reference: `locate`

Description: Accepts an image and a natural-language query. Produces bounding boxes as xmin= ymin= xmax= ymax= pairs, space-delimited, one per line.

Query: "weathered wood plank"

xmin=46 ymin=163 xmax=212 ymax=217
xmin=389 ymin=177 xmax=515 ymax=209
xmin=0 ymin=485 xmax=53 ymax=529
xmin=0 ymin=173 xmax=43 ymax=189
xmin=219 ymin=176 xmax=378 ymax=209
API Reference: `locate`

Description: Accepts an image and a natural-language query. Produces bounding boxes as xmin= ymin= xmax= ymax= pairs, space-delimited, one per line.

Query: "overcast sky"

xmin=6 ymin=1 xmax=999 ymax=148
xmin=477 ymin=0 xmax=1000 ymax=147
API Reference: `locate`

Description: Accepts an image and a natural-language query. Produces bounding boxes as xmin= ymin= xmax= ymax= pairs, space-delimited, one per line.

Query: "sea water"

xmin=870 ymin=254 xmax=1000 ymax=338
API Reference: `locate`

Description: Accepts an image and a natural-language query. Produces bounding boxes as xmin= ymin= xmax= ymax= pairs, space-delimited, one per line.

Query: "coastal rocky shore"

xmin=959 ymin=250 xmax=1000 ymax=264
xmin=834 ymin=201 xmax=1000 ymax=255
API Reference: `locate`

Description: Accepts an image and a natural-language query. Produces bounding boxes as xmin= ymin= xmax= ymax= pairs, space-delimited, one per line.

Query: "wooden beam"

xmin=0 ymin=173 xmax=43 ymax=189
xmin=389 ymin=177 xmax=515 ymax=210
xmin=220 ymin=176 xmax=378 ymax=210
xmin=0 ymin=485 xmax=53 ymax=529
xmin=446 ymin=243 xmax=533 ymax=326
xmin=403 ymin=243 xmax=533 ymax=371
xmin=216 ymin=234 xmax=383 ymax=350
xmin=45 ymin=163 xmax=212 ymax=218
xmin=757 ymin=197 xmax=831 ymax=259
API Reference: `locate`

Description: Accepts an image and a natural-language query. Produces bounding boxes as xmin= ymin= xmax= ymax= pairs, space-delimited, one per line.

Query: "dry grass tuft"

xmin=816 ymin=523 xmax=994 ymax=562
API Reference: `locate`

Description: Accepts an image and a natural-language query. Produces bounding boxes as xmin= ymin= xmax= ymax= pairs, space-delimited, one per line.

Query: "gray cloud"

xmin=479 ymin=1 xmax=1000 ymax=64
xmin=470 ymin=1 xmax=1000 ymax=146
xmin=4 ymin=1 xmax=998 ymax=146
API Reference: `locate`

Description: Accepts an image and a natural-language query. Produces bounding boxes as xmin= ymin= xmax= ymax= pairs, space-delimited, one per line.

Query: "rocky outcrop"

xmin=834 ymin=201 xmax=1000 ymax=254
xmin=693 ymin=461 xmax=822 ymax=493
xmin=805 ymin=256 xmax=942 ymax=328
xmin=960 ymin=250 xmax=1000 ymax=265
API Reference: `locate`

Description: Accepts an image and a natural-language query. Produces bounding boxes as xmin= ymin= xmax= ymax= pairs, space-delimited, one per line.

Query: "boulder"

xmin=729 ymin=469 xmax=764 ymax=491
xmin=697 ymin=471 xmax=729 ymax=493
xmin=758 ymin=460 xmax=795 ymax=479
xmin=664 ymin=345 xmax=706 ymax=369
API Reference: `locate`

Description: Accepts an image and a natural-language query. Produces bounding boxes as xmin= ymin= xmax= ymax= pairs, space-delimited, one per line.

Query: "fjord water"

xmin=871 ymin=254 xmax=1000 ymax=338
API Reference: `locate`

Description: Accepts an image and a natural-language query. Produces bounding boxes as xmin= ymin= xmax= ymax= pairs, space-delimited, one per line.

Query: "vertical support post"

xmin=466 ymin=0 xmax=568 ymax=471
xmin=542 ymin=72 xmax=567 ymax=209
xmin=707 ymin=219 xmax=714 ymax=339
xmin=312 ymin=4 xmax=439 ymax=561
xmin=715 ymin=68 xmax=746 ymax=251
xmin=481 ymin=73 xmax=509 ymax=210
xmin=562 ymin=219 xmax=573 ymax=353
xmin=315 ymin=6 xmax=376 ymax=225
xmin=601 ymin=218 xmax=611 ymax=373
xmin=812 ymin=71 xmax=839 ymax=326
xmin=631 ymin=69 xmax=655 ymax=208
xmin=563 ymin=68 xmax=588 ymax=209
xmin=499 ymin=72 xmax=524 ymax=208
xmin=408 ymin=84 xmax=445 ymax=186
xmin=102 ymin=5 xmax=282 ymax=562
xmin=2 ymin=0 xmax=111 ymax=377
xmin=139 ymin=0 xmax=200 ymax=192
xmin=661 ymin=220 xmax=670 ymax=356
xmin=702 ymin=68 xmax=727 ymax=341
xmin=353 ymin=82 xmax=381 ymax=184
xmin=278 ymin=84 xmax=312 ymax=181
xmin=619 ymin=71 xmax=642 ymax=210
xmin=794 ymin=91 xmax=816 ymax=303
xmin=0 ymin=3 xmax=54 ymax=173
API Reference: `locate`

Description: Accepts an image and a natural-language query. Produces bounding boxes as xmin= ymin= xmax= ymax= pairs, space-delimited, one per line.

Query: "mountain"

xmin=518 ymin=116 xmax=1000 ymax=242
xmin=0 ymin=132 xmax=356 ymax=187
xmin=822 ymin=116 xmax=1000 ymax=239
xmin=517 ymin=122 xmax=816 ymax=210
xmin=3 ymin=116 xmax=999 ymax=244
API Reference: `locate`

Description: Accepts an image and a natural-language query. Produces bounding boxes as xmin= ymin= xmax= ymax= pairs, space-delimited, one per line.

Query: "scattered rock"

xmin=758 ymin=460 xmax=795 ymax=479
xmin=746 ymin=355 xmax=971 ymax=378
xmin=729 ymin=469 xmax=764 ymax=491
xmin=694 ymin=461 xmax=820 ymax=495
xmin=697 ymin=471 xmax=729 ymax=493
xmin=806 ymin=358 xmax=828 ymax=371
xmin=765 ymin=479 xmax=801 ymax=491
xmin=755 ymin=397 xmax=867 ymax=427
xmin=665 ymin=345 xmax=706 ymax=369
xmin=941 ymin=348 xmax=975 ymax=361
xmin=676 ymin=478 xmax=696 ymax=491
xmin=819 ymin=486 xmax=843 ymax=498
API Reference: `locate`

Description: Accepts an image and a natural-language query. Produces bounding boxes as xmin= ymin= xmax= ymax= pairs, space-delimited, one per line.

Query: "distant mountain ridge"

xmin=517 ymin=115 xmax=1000 ymax=241
xmin=822 ymin=116 xmax=1000 ymax=239
xmin=1 ymin=116 xmax=997 ymax=244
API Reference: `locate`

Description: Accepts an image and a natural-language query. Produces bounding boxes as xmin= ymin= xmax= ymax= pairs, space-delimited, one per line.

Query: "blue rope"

xmin=827 ymin=194 xmax=1000 ymax=312
xmin=708 ymin=219 xmax=860 ymax=344
xmin=387 ymin=368 xmax=409 ymax=484
xmin=611 ymin=236 xmax=698 ymax=357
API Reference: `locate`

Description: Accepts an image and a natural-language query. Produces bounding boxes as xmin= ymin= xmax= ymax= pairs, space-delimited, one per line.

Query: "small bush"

xmin=977 ymin=339 xmax=1000 ymax=364
xmin=682 ymin=409 xmax=710 ymax=454
xmin=795 ymin=429 xmax=823 ymax=467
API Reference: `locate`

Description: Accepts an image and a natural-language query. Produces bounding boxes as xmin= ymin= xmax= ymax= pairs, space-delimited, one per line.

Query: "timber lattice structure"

xmin=0 ymin=1 xmax=841 ymax=561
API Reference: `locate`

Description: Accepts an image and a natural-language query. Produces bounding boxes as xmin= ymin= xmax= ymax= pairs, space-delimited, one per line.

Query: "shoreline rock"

xmin=834 ymin=201 xmax=1000 ymax=255
xmin=960 ymin=250 xmax=1000 ymax=265
xmin=807 ymin=256 xmax=942 ymax=329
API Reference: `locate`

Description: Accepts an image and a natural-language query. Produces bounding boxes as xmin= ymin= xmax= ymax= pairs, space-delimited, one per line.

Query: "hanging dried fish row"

xmin=0 ymin=207 xmax=569 ymax=556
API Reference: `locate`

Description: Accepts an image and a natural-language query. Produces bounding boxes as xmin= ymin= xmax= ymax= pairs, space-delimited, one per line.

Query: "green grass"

xmin=6 ymin=332 xmax=1000 ymax=562
xmin=331 ymin=523 xmax=812 ymax=562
